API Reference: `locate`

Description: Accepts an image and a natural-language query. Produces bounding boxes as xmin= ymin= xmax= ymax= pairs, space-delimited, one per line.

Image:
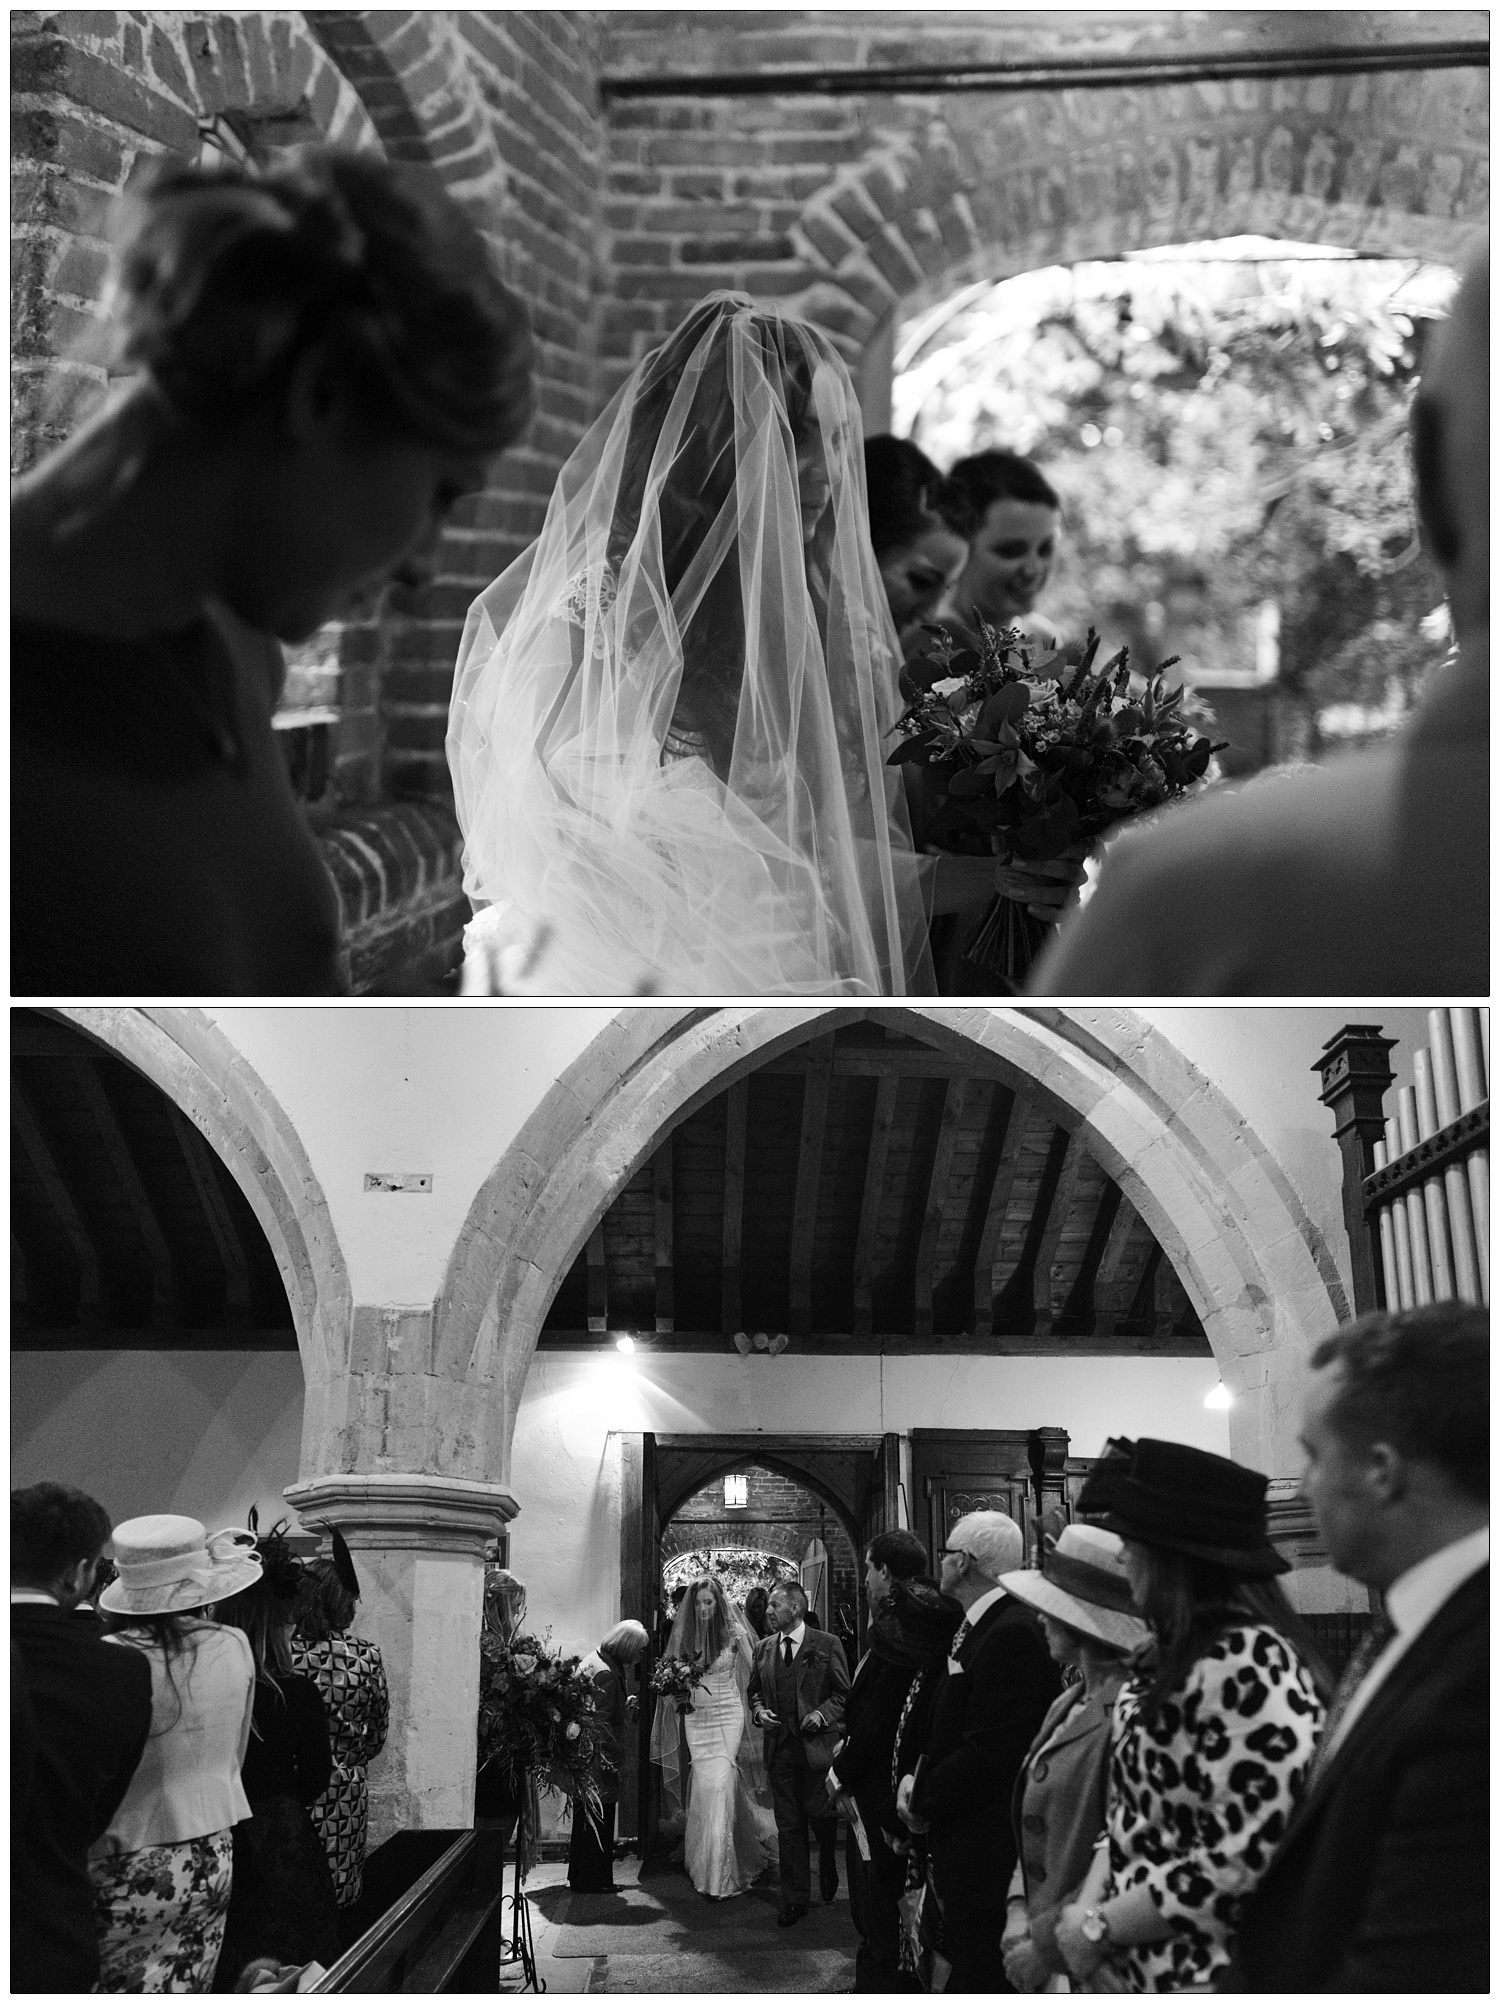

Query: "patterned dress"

xmin=1102 ymin=1622 xmax=1323 ymax=1991
xmin=290 ymin=1633 xmax=389 ymax=1908
xmin=91 ymin=1831 xmax=235 ymax=1992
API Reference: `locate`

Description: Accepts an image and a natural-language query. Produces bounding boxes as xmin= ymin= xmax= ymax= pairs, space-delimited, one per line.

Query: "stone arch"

xmin=51 ymin=1006 xmax=351 ymax=1390
xmin=788 ymin=68 xmax=1488 ymax=357
xmin=435 ymin=1006 xmax=1348 ymax=1475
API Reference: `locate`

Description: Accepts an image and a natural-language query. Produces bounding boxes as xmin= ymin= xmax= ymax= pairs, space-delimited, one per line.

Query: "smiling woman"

xmin=11 ymin=146 xmax=533 ymax=997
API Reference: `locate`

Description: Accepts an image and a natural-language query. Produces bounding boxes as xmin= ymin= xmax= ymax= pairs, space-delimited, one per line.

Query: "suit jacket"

xmin=911 ymin=1594 xmax=1061 ymax=1914
xmin=834 ymin=1649 xmax=914 ymax=1825
xmin=1010 ymin=1676 xmax=1123 ymax=1971
xmin=748 ymin=1625 xmax=850 ymax=1768
xmin=1225 ymin=1567 xmax=1488 ymax=1994
xmin=11 ymin=1602 xmax=153 ymax=1993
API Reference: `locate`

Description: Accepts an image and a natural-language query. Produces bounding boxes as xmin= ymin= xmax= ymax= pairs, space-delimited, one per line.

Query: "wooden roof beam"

xmin=1094 ymin=1199 xmax=1148 ymax=1341
xmin=71 ymin=1054 xmax=177 ymax=1328
xmin=788 ymin=1037 xmax=835 ymax=1337
xmin=1033 ymin=1130 xmax=1086 ymax=1337
xmin=653 ymin=1135 xmax=674 ymax=1334
xmin=168 ymin=1107 xmax=252 ymax=1327
xmin=852 ymin=1072 xmax=900 ymax=1338
xmin=914 ymin=1080 xmax=966 ymax=1338
xmin=586 ymin=1222 xmax=608 ymax=1334
xmin=972 ymin=1093 xmax=1024 ymax=1339
xmin=721 ymin=1077 xmax=748 ymax=1336
xmin=11 ymin=1076 xmax=104 ymax=1328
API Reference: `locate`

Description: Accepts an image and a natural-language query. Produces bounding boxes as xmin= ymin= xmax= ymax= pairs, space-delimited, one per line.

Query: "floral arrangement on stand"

xmin=888 ymin=623 xmax=1225 ymax=983
xmin=477 ymin=1628 xmax=609 ymax=1872
xmin=649 ymin=1655 xmax=704 ymax=1715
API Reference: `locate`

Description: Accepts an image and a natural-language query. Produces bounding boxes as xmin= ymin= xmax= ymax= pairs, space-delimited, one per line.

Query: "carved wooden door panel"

xmin=912 ymin=1429 xmax=1042 ymax=1576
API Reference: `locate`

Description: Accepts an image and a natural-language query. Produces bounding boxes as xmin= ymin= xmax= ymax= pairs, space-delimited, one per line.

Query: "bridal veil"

xmin=448 ymin=290 xmax=934 ymax=995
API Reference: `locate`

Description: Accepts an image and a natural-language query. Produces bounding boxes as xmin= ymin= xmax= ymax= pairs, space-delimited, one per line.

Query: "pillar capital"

xmin=284 ymin=1472 xmax=519 ymax=1558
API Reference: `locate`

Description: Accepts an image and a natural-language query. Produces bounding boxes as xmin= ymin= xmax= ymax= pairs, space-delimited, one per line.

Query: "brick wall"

xmin=663 ymin=1465 xmax=860 ymax=1637
xmin=597 ymin=10 xmax=1486 ymax=386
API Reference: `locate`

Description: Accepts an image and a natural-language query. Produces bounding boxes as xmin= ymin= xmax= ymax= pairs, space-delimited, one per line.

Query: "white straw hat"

xmin=999 ymin=1522 xmax=1151 ymax=1655
xmin=98 ymin=1514 xmax=262 ymax=1617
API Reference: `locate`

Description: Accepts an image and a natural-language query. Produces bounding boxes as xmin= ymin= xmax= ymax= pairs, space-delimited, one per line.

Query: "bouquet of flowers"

xmin=477 ymin=1628 xmax=609 ymax=1833
xmin=650 ymin=1654 xmax=704 ymax=1714
xmin=888 ymin=622 xmax=1225 ymax=982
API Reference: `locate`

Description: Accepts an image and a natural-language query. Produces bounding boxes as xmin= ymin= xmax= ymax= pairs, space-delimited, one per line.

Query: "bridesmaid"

xmin=12 ymin=145 xmax=532 ymax=995
xmin=567 ymin=1620 xmax=648 ymax=1893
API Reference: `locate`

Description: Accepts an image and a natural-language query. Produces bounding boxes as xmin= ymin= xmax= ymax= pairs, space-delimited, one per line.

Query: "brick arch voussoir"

xmin=435 ymin=1005 xmax=1348 ymax=1473
xmin=154 ymin=13 xmax=381 ymax=154
xmin=790 ymin=96 xmax=1486 ymax=355
xmin=306 ymin=10 xmax=506 ymax=207
xmin=51 ymin=1006 xmax=352 ymax=1388
xmin=662 ymin=1453 xmax=864 ymax=1560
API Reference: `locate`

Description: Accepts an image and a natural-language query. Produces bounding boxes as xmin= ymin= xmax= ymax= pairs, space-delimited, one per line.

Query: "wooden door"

xmin=616 ymin=1430 xmax=658 ymax=1850
xmin=857 ymin=1433 xmax=903 ymax=1646
xmin=911 ymin=1428 xmax=1072 ymax=1574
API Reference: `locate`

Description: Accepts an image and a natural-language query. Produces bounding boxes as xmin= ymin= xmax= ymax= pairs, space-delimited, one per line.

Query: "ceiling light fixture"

xmin=1204 ymin=1381 xmax=1232 ymax=1410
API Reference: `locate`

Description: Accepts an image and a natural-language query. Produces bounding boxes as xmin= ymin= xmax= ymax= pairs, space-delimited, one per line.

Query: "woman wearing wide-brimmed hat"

xmin=996 ymin=1523 xmax=1151 ymax=1992
xmin=1052 ymin=1440 xmax=1327 ymax=1993
xmin=89 ymin=1515 xmax=261 ymax=1991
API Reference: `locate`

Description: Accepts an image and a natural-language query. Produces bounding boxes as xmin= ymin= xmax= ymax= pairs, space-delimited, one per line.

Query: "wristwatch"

xmin=1080 ymin=1907 xmax=1113 ymax=1946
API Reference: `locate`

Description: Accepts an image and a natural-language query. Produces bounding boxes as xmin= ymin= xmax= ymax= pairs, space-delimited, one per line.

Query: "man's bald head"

xmin=1412 ymin=249 xmax=1488 ymax=637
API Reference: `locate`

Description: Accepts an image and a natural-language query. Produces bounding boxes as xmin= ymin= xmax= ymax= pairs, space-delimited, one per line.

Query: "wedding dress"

xmin=682 ymin=1646 xmax=778 ymax=1898
xmin=448 ymin=289 xmax=935 ymax=995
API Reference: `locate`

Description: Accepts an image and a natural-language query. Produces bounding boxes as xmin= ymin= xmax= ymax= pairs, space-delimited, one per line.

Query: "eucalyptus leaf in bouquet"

xmin=889 ymin=621 xmax=1225 ymax=980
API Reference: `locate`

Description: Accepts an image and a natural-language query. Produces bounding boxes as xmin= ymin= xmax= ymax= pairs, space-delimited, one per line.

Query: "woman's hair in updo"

xmin=107 ymin=146 xmax=533 ymax=454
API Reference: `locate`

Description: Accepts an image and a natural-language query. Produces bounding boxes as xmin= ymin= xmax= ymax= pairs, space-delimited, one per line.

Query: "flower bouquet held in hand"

xmin=888 ymin=622 xmax=1226 ymax=982
xmin=477 ymin=1628 xmax=610 ymax=1847
xmin=649 ymin=1654 xmax=704 ymax=1715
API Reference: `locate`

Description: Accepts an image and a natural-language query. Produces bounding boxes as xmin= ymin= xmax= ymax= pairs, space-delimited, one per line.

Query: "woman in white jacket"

xmin=90 ymin=1516 xmax=262 ymax=1992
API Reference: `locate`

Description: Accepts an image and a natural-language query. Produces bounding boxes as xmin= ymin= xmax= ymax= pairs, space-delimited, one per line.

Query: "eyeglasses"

xmin=939 ymin=1547 xmax=973 ymax=1562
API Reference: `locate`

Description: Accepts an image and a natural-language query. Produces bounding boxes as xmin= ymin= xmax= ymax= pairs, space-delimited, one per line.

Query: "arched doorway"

xmin=661 ymin=1460 xmax=860 ymax=1644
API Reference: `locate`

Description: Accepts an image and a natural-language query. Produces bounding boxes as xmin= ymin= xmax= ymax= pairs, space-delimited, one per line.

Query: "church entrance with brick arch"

xmin=597 ymin=14 xmax=1486 ymax=426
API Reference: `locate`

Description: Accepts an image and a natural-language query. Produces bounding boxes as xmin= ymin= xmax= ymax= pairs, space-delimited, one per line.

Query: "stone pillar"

xmin=284 ymin=1472 xmax=518 ymax=1849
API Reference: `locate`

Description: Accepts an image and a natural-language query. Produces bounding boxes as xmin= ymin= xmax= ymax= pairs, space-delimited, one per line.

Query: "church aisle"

xmin=524 ymin=1853 xmax=857 ymax=1993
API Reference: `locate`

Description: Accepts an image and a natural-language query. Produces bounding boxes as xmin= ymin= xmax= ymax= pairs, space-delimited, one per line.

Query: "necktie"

xmin=1307 ymin=1609 xmax=1396 ymax=1782
xmin=948 ymin=1615 xmax=972 ymax=1661
xmin=782 ymin=1636 xmax=793 ymax=1668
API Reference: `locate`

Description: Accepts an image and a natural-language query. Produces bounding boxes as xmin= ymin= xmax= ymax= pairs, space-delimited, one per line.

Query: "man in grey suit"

xmin=748 ymin=1580 xmax=850 ymax=1927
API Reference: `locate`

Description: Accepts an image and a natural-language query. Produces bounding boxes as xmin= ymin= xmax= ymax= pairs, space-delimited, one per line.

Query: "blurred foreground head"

xmin=1411 ymin=249 xmax=1488 ymax=640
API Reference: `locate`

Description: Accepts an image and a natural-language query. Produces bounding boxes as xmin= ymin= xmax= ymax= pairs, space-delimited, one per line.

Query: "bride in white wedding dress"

xmin=650 ymin=1576 xmax=777 ymax=1899
xmin=447 ymin=289 xmax=949 ymax=996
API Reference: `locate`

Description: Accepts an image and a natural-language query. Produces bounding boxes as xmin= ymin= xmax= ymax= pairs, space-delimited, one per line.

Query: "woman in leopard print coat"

xmin=1054 ymin=1439 xmax=1329 ymax=1992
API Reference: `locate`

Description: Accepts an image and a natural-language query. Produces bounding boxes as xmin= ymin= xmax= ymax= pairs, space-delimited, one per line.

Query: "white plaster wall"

xmin=202 ymin=1004 xmax=616 ymax=1307
xmin=11 ymin=1350 xmax=305 ymax=1533
xmin=1138 ymin=1006 xmax=1434 ymax=1303
xmin=508 ymin=1349 xmax=1228 ymax=1657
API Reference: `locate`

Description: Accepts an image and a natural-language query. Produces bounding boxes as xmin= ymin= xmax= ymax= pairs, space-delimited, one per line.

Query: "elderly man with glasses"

xmin=896 ymin=1510 xmax=1059 ymax=1992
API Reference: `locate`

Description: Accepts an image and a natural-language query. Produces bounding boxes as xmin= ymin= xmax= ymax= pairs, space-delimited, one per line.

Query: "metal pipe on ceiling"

xmin=599 ymin=37 xmax=1488 ymax=102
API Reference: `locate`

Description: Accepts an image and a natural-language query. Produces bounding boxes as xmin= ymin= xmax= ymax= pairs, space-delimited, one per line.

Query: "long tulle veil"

xmin=448 ymin=290 xmax=935 ymax=996
xmin=649 ymin=1583 xmax=774 ymax=1841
